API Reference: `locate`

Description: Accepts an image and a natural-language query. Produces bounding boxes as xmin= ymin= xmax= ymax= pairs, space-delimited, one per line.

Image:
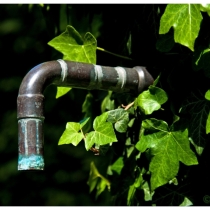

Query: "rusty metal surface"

xmin=17 ymin=60 xmax=154 ymax=170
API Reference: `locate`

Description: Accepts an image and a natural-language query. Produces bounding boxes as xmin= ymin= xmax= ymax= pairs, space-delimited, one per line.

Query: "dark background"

xmin=0 ymin=4 xmax=114 ymax=205
xmin=1 ymin=4 xmax=210 ymax=206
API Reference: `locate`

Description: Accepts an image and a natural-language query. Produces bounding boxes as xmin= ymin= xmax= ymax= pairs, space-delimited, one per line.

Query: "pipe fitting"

xmin=17 ymin=60 xmax=154 ymax=170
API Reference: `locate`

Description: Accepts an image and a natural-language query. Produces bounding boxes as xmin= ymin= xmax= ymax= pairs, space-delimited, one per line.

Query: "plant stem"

xmin=122 ymin=101 xmax=134 ymax=110
xmin=97 ymin=47 xmax=133 ymax=60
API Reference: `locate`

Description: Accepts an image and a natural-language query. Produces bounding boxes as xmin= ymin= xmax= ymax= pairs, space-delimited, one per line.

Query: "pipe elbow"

xmin=17 ymin=61 xmax=62 ymax=170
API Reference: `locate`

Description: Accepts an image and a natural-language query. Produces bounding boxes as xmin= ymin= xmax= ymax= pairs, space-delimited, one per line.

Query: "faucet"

xmin=17 ymin=59 xmax=154 ymax=170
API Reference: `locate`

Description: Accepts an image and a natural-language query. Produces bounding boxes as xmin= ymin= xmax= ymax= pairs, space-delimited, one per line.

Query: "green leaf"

xmin=206 ymin=112 xmax=210 ymax=134
xmin=48 ymin=25 xmax=97 ymax=63
xmin=152 ymin=75 xmax=161 ymax=86
xmin=136 ymin=85 xmax=168 ymax=115
xmin=48 ymin=25 xmax=97 ymax=98
xmin=82 ymin=93 xmax=94 ymax=132
xmin=111 ymin=157 xmax=124 ymax=175
xmin=194 ymin=48 xmax=210 ymax=77
xmin=156 ymin=32 xmax=175 ymax=52
xmin=169 ymin=177 xmax=178 ymax=185
xmin=80 ymin=117 xmax=90 ymax=129
xmin=136 ymin=118 xmax=198 ymax=191
xmin=159 ymin=4 xmax=202 ymax=51
xmin=200 ymin=4 xmax=210 ymax=16
xmin=127 ymin=167 xmax=144 ymax=205
xmin=58 ymin=122 xmax=83 ymax=146
xmin=87 ymin=162 xmax=111 ymax=199
xmin=180 ymin=92 xmax=209 ymax=155
xmin=85 ymin=112 xmax=117 ymax=150
xmin=56 ymin=87 xmax=72 ymax=99
xmin=107 ymin=108 xmax=129 ymax=133
xmin=101 ymin=91 xmax=114 ymax=113
xmin=179 ymin=197 xmax=193 ymax=206
xmin=205 ymin=90 xmax=210 ymax=101
xmin=142 ymin=181 xmax=155 ymax=201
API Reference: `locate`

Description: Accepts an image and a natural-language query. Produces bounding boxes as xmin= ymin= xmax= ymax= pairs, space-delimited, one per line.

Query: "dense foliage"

xmin=46 ymin=4 xmax=210 ymax=206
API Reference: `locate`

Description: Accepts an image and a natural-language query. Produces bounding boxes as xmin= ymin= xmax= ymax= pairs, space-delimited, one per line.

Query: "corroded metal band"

xmin=18 ymin=118 xmax=44 ymax=170
xmin=57 ymin=59 xmax=68 ymax=82
xmin=88 ymin=65 xmax=104 ymax=89
xmin=134 ymin=67 xmax=145 ymax=93
xmin=115 ymin=67 xmax=127 ymax=89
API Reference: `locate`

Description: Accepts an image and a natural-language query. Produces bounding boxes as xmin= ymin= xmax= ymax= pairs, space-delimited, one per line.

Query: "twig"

xmin=122 ymin=101 xmax=134 ymax=110
xmin=97 ymin=47 xmax=133 ymax=60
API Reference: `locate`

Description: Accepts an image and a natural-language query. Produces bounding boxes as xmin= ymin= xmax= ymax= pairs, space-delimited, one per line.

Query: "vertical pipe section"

xmin=17 ymin=60 xmax=153 ymax=170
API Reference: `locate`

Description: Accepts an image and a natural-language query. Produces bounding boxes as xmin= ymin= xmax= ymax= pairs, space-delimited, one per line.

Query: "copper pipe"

xmin=17 ymin=60 xmax=154 ymax=170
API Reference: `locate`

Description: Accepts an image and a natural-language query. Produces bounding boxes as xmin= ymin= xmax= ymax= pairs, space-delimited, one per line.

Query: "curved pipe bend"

xmin=17 ymin=60 xmax=154 ymax=170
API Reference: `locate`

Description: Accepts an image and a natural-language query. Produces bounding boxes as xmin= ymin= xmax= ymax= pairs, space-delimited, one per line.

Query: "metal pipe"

xmin=17 ymin=60 xmax=154 ymax=170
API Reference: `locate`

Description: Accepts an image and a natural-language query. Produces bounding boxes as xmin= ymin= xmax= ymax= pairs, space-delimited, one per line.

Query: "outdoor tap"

xmin=17 ymin=60 xmax=154 ymax=170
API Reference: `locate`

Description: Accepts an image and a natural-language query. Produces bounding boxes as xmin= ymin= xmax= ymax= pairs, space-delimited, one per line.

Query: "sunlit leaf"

xmin=85 ymin=112 xmax=117 ymax=150
xmin=136 ymin=85 xmax=168 ymax=115
xmin=179 ymin=197 xmax=193 ymax=206
xmin=48 ymin=25 xmax=97 ymax=98
xmin=159 ymin=4 xmax=202 ymax=51
xmin=107 ymin=108 xmax=129 ymax=133
xmin=200 ymin=4 xmax=210 ymax=16
xmin=136 ymin=118 xmax=198 ymax=191
xmin=48 ymin=25 xmax=97 ymax=63
xmin=206 ymin=113 xmax=210 ymax=134
xmin=142 ymin=181 xmax=154 ymax=201
xmin=111 ymin=157 xmax=124 ymax=175
xmin=58 ymin=122 xmax=83 ymax=146
xmin=56 ymin=87 xmax=72 ymax=98
xmin=205 ymin=90 xmax=210 ymax=101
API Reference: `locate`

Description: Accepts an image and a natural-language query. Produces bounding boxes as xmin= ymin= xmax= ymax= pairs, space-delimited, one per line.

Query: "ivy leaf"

xmin=80 ymin=117 xmax=90 ymax=129
xmin=159 ymin=4 xmax=202 ymax=51
xmin=58 ymin=118 xmax=89 ymax=146
xmin=152 ymin=75 xmax=161 ymax=86
xmin=127 ymin=167 xmax=147 ymax=205
xmin=179 ymin=197 xmax=193 ymax=206
xmin=87 ymin=161 xmax=111 ymax=199
xmin=101 ymin=91 xmax=114 ymax=113
xmin=82 ymin=93 xmax=94 ymax=132
xmin=85 ymin=112 xmax=117 ymax=150
xmin=206 ymin=112 xmax=210 ymax=134
xmin=180 ymin=92 xmax=209 ymax=155
xmin=48 ymin=25 xmax=97 ymax=98
xmin=200 ymin=4 xmax=210 ymax=16
xmin=136 ymin=118 xmax=198 ymax=191
xmin=136 ymin=85 xmax=168 ymax=115
xmin=205 ymin=90 xmax=210 ymax=101
xmin=142 ymin=181 xmax=155 ymax=201
xmin=107 ymin=108 xmax=129 ymax=133
xmin=194 ymin=48 xmax=210 ymax=78
xmin=156 ymin=32 xmax=175 ymax=52
xmin=48 ymin=25 xmax=97 ymax=63
xmin=111 ymin=157 xmax=124 ymax=175
xmin=56 ymin=87 xmax=72 ymax=99
xmin=205 ymin=90 xmax=210 ymax=134
xmin=58 ymin=122 xmax=83 ymax=146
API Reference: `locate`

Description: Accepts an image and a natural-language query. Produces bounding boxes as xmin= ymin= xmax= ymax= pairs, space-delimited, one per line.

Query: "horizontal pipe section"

xmin=17 ymin=60 xmax=154 ymax=170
